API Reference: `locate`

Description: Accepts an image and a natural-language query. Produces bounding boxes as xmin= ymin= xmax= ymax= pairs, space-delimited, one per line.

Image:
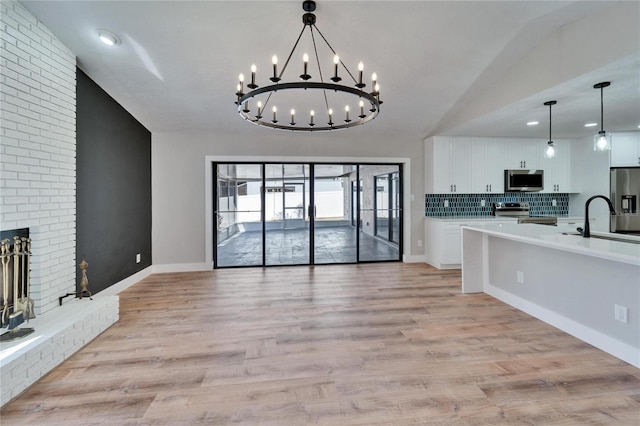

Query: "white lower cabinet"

xmin=425 ymin=218 xmax=517 ymax=269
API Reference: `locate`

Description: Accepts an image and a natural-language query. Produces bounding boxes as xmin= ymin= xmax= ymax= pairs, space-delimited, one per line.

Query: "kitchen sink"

xmin=561 ymin=232 xmax=640 ymax=245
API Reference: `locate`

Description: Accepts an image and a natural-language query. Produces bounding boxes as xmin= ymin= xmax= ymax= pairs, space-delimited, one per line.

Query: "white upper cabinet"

xmin=504 ymin=140 xmax=539 ymax=170
xmin=425 ymin=136 xmax=471 ymax=193
xmin=538 ymin=139 xmax=571 ymax=192
xmin=471 ymin=138 xmax=506 ymax=193
xmin=611 ymin=133 xmax=640 ymax=167
xmin=426 ymin=136 xmax=574 ymax=194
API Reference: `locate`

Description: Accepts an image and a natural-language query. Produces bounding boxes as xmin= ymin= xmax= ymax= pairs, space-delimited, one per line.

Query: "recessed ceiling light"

xmin=96 ymin=29 xmax=120 ymax=46
xmin=584 ymin=122 xmax=598 ymax=127
xmin=526 ymin=121 xmax=539 ymax=126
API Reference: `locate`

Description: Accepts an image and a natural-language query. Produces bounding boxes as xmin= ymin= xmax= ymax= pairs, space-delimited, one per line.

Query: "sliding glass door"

xmin=313 ymin=164 xmax=357 ymax=264
xmin=213 ymin=162 xmax=402 ymax=267
xmin=264 ymin=164 xmax=310 ymax=266
xmin=359 ymin=165 xmax=401 ymax=262
xmin=215 ymin=164 xmax=263 ymax=267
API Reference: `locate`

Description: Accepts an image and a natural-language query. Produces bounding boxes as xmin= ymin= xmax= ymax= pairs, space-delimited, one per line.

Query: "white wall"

xmin=151 ymin=131 xmax=424 ymax=267
xmin=569 ymin=137 xmax=613 ymax=232
xmin=0 ymin=0 xmax=76 ymax=314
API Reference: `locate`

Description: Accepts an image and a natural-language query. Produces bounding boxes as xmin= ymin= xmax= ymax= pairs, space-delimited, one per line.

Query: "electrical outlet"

xmin=481 ymin=199 xmax=486 ymax=207
xmin=614 ymin=304 xmax=628 ymax=323
xmin=136 ymin=253 xmax=141 ymax=264
xmin=444 ymin=200 xmax=449 ymax=208
xmin=517 ymin=271 xmax=524 ymax=284
xmin=417 ymin=239 xmax=422 ymax=248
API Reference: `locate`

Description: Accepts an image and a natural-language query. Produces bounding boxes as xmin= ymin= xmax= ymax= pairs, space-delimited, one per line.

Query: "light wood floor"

xmin=2 ymin=263 xmax=639 ymax=425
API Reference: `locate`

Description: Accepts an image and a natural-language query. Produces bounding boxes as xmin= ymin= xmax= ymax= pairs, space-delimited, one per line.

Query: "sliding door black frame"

xmin=373 ymin=171 xmax=400 ymax=244
xmin=213 ymin=161 xmax=403 ymax=269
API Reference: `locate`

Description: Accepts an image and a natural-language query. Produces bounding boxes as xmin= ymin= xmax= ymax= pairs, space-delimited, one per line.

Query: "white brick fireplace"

xmin=1 ymin=0 xmax=76 ymax=315
xmin=0 ymin=1 xmax=119 ymax=407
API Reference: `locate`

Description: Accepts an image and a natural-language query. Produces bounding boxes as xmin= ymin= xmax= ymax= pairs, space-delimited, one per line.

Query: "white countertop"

xmin=461 ymin=223 xmax=640 ymax=266
xmin=425 ymin=216 xmax=585 ymax=223
xmin=425 ymin=216 xmax=518 ymax=222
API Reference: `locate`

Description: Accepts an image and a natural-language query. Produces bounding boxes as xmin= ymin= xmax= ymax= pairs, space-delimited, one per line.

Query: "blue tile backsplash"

xmin=425 ymin=193 xmax=569 ymax=217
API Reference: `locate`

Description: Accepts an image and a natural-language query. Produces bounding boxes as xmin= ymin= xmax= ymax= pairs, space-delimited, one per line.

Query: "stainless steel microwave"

xmin=504 ymin=169 xmax=543 ymax=192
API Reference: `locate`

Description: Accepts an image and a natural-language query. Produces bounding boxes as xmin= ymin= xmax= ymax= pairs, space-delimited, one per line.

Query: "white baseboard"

xmin=403 ymin=254 xmax=426 ymax=263
xmin=99 ymin=263 xmax=213 ymax=297
xmin=99 ymin=266 xmax=153 ymax=297
xmin=486 ymin=282 xmax=640 ymax=368
xmin=151 ymin=262 xmax=213 ymax=273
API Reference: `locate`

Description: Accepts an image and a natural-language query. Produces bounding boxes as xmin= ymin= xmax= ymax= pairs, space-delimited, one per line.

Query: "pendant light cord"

xmin=549 ymin=102 xmax=552 ymax=141
xmin=600 ymin=85 xmax=604 ymax=133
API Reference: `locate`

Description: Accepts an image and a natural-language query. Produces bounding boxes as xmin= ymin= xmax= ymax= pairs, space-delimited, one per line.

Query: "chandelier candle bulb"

xmin=375 ymin=84 xmax=382 ymax=104
xmin=310 ymin=110 xmax=315 ymax=126
xmin=371 ymin=73 xmax=377 ymax=91
xmin=271 ymin=55 xmax=280 ymax=82
xmin=256 ymin=101 xmax=263 ymax=119
xmin=238 ymin=73 xmax=244 ymax=94
xmin=243 ymin=101 xmax=250 ymax=113
xmin=344 ymin=105 xmax=350 ymax=122
xmin=359 ymin=100 xmax=365 ymax=118
xmin=331 ymin=55 xmax=341 ymax=82
xmin=301 ymin=53 xmax=311 ymax=80
xmin=290 ymin=109 xmax=295 ymax=125
xmin=328 ymin=108 xmax=333 ymax=126
xmin=370 ymin=88 xmax=379 ymax=111
xmin=248 ymin=64 xmax=257 ymax=89
xmin=357 ymin=62 xmax=364 ymax=88
xmin=272 ymin=106 xmax=278 ymax=123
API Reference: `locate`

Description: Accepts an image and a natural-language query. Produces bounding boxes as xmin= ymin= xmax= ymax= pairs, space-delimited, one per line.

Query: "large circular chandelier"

xmin=234 ymin=0 xmax=382 ymax=132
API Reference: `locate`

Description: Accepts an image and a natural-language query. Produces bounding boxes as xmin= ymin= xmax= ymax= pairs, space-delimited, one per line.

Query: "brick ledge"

xmin=0 ymin=296 xmax=119 ymax=407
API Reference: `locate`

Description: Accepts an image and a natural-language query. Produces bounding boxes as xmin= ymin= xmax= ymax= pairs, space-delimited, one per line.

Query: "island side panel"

xmin=485 ymin=235 xmax=639 ymax=366
xmin=461 ymin=227 xmax=486 ymax=293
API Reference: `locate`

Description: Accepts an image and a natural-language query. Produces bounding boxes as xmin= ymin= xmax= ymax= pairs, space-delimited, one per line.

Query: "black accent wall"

xmin=76 ymin=69 xmax=152 ymax=294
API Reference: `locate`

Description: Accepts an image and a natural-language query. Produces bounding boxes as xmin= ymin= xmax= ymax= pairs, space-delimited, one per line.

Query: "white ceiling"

xmin=21 ymin=0 xmax=640 ymax=141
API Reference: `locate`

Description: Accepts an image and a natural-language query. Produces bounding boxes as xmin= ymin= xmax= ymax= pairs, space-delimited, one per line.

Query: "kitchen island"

xmin=461 ymin=223 xmax=640 ymax=367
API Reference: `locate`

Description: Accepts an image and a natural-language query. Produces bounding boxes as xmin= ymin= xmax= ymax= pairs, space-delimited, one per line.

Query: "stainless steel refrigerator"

xmin=610 ymin=167 xmax=640 ymax=234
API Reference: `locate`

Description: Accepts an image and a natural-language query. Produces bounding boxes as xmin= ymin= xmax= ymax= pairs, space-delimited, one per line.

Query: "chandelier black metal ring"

xmin=234 ymin=0 xmax=382 ymax=132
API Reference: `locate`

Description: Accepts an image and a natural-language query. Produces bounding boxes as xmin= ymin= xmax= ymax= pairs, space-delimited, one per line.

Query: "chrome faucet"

xmin=582 ymin=195 xmax=616 ymax=238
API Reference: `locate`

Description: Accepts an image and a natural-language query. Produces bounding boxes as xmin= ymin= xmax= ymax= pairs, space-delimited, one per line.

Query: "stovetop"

xmin=493 ymin=202 xmax=530 ymax=217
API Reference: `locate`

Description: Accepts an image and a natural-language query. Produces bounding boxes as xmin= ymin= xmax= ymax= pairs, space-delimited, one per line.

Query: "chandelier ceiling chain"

xmin=234 ymin=0 xmax=381 ymax=132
